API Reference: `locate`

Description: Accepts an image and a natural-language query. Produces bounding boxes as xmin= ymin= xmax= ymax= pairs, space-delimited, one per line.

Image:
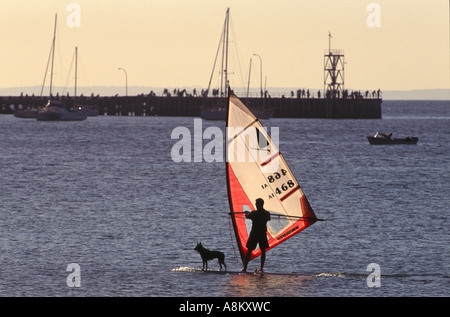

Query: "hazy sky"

xmin=1 ymin=0 xmax=449 ymax=94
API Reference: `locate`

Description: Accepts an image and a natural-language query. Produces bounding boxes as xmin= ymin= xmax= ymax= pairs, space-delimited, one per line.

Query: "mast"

xmin=219 ymin=8 xmax=230 ymax=98
xmin=246 ymin=58 xmax=252 ymax=100
xmin=49 ymin=14 xmax=57 ymax=98
xmin=224 ymin=8 xmax=229 ymax=97
xmin=74 ymin=46 xmax=78 ymax=97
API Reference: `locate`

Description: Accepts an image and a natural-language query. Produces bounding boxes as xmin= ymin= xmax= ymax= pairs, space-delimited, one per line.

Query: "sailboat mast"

xmin=224 ymin=8 xmax=229 ymax=97
xmin=74 ymin=46 xmax=78 ymax=97
xmin=246 ymin=58 xmax=252 ymax=100
xmin=219 ymin=8 xmax=230 ymax=98
xmin=49 ymin=14 xmax=57 ymax=98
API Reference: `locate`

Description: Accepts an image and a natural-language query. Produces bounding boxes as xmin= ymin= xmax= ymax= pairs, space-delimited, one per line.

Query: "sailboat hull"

xmin=14 ymin=109 xmax=39 ymax=118
xmin=36 ymin=101 xmax=87 ymax=121
xmin=37 ymin=111 xmax=87 ymax=121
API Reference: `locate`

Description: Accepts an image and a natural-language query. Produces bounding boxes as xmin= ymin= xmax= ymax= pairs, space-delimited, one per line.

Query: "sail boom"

xmin=229 ymin=212 xmax=323 ymax=221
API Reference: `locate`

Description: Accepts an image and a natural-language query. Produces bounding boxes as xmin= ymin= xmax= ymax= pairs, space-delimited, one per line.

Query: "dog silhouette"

xmin=194 ymin=242 xmax=227 ymax=271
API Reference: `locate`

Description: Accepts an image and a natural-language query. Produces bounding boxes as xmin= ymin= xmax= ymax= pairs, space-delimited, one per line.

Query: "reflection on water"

xmin=223 ymin=274 xmax=315 ymax=297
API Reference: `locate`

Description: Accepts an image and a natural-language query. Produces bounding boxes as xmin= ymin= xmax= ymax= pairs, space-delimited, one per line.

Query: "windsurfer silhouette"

xmin=242 ymin=198 xmax=271 ymax=273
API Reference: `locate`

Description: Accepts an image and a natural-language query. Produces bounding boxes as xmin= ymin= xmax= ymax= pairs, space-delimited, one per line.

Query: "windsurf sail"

xmin=226 ymin=90 xmax=319 ymax=263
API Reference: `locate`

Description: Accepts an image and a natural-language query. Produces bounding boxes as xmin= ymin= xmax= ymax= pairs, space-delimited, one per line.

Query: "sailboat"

xmin=71 ymin=46 xmax=98 ymax=117
xmin=14 ymin=107 xmax=40 ymax=119
xmin=200 ymin=9 xmax=270 ymax=121
xmin=36 ymin=14 xmax=87 ymax=121
xmin=226 ymin=89 xmax=321 ymax=269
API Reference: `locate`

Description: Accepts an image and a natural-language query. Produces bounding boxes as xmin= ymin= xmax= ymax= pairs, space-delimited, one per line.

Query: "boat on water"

xmin=70 ymin=47 xmax=98 ymax=117
xmin=33 ymin=15 xmax=87 ymax=122
xmin=367 ymin=132 xmax=418 ymax=145
xmin=14 ymin=108 xmax=41 ymax=119
xmin=73 ymin=104 xmax=99 ymax=116
xmin=36 ymin=100 xmax=87 ymax=121
xmin=226 ymin=89 xmax=322 ymax=267
xmin=15 ymin=103 xmax=95 ymax=120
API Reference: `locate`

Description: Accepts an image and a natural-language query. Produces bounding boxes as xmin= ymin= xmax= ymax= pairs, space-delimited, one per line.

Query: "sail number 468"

xmin=274 ymin=180 xmax=295 ymax=195
xmin=267 ymin=169 xmax=288 ymax=183
xmin=266 ymin=169 xmax=295 ymax=195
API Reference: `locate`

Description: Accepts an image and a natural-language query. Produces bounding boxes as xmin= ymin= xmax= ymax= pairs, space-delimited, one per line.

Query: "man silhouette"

xmin=242 ymin=198 xmax=271 ymax=273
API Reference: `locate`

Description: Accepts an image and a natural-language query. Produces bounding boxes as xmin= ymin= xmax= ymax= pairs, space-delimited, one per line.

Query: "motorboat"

xmin=367 ymin=132 xmax=418 ymax=145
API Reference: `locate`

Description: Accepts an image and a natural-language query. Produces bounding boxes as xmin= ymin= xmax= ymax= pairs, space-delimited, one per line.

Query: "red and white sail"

xmin=226 ymin=91 xmax=318 ymax=263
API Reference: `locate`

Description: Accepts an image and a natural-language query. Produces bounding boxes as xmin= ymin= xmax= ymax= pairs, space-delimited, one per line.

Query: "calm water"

xmin=0 ymin=100 xmax=448 ymax=297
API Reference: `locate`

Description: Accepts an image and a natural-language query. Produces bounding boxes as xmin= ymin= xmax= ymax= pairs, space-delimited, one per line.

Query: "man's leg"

xmin=260 ymin=249 xmax=266 ymax=272
xmin=242 ymin=247 xmax=254 ymax=272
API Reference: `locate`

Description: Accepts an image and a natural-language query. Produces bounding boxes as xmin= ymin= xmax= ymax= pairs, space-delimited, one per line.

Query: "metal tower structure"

xmin=324 ymin=33 xmax=345 ymax=98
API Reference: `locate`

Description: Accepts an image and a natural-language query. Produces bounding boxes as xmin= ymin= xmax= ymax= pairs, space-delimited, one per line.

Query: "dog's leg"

xmin=219 ymin=256 xmax=226 ymax=271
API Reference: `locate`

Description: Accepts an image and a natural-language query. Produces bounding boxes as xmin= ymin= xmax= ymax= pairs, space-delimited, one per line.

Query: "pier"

xmin=0 ymin=92 xmax=382 ymax=119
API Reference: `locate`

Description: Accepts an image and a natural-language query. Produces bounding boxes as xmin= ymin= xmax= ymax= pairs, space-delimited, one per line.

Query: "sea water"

xmin=0 ymin=100 xmax=448 ymax=297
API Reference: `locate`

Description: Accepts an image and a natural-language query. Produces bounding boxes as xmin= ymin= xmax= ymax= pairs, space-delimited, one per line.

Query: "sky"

xmin=1 ymin=0 xmax=449 ymax=96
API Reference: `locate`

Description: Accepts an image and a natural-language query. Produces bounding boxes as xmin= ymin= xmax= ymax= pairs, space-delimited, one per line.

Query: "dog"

xmin=194 ymin=242 xmax=227 ymax=271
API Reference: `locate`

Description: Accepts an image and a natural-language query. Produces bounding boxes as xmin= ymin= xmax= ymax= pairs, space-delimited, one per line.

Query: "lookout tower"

xmin=324 ymin=33 xmax=345 ymax=98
